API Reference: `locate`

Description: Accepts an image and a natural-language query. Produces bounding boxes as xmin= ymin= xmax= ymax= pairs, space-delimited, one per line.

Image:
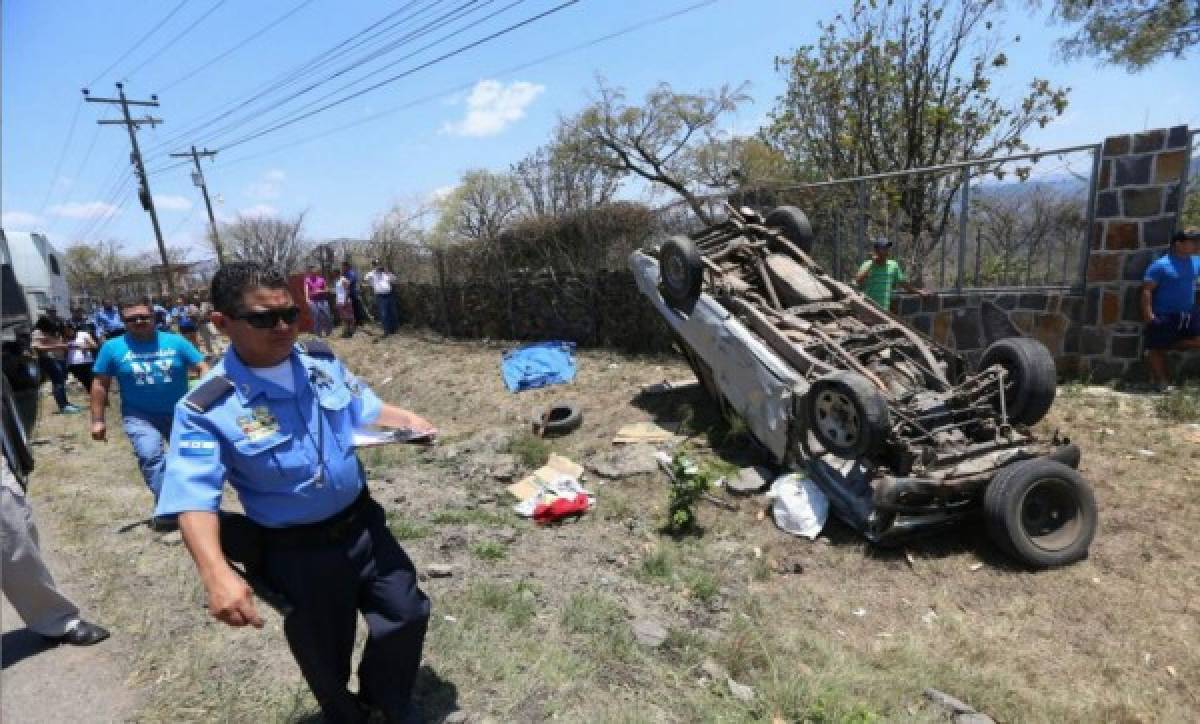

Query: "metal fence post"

xmin=1077 ymin=144 xmax=1103 ymax=292
xmin=956 ymin=166 xmax=970 ymax=291
xmin=856 ymin=181 xmax=867 ymax=268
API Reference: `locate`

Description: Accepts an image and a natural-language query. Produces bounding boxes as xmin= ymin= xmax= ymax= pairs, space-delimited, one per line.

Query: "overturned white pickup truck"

xmin=631 ymin=205 xmax=1097 ymax=568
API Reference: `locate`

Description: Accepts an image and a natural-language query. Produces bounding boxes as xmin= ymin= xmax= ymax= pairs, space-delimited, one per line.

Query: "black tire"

xmin=658 ymin=236 xmax=704 ymax=310
xmin=1 ymin=374 xmax=35 ymax=478
xmin=804 ymin=371 xmax=889 ymax=458
xmin=979 ymin=337 xmax=1057 ymax=426
xmin=764 ymin=206 xmax=814 ymax=254
xmin=534 ymin=401 xmax=583 ymax=436
xmin=984 ymin=458 xmax=1097 ymax=568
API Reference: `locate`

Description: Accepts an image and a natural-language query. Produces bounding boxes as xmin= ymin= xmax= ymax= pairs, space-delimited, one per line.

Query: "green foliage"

xmin=470 ymin=541 xmax=508 ymax=561
xmin=560 ymin=592 xmax=626 ymax=635
xmin=766 ymin=0 xmax=1070 ymax=278
xmin=663 ymin=451 xmax=722 ymax=534
xmin=430 ymin=508 xmax=511 ymax=526
xmin=506 ymin=432 xmax=551 ymax=469
xmin=469 ymin=580 xmax=538 ymax=628
xmin=1154 ymin=384 xmax=1200 ymax=422
xmin=1181 ymin=184 xmax=1200 ymax=229
xmin=387 ymin=515 xmax=432 ymax=541
xmin=1051 ymin=0 xmax=1199 ymax=70
xmin=639 ymin=547 xmax=675 ymax=581
xmin=683 ymin=569 xmax=719 ymax=603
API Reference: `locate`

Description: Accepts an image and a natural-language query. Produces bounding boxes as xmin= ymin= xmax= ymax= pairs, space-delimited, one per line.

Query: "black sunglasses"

xmin=123 ymin=314 xmax=153 ymax=324
xmin=232 ymin=306 xmax=301 ymax=329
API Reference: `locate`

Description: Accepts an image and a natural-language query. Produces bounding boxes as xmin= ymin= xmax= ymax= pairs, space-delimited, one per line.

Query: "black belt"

xmin=262 ymin=487 xmax=374 ymax=548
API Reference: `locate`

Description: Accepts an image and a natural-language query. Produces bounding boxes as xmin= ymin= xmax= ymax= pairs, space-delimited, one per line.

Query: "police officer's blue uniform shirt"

xmin=156 ymin=345 xmax=383 ymax=527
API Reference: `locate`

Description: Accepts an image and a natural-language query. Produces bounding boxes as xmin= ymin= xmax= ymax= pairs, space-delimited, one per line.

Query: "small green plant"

xmin=387 ymin=515 xmax=432 ymax=541
xmin=640 ymin=547 xmax=675 ymax=581
xmin=430 ymin=508 xmax=510 ymax=526
xmin=470 ymin=541 xmax=508 ymax=561
xmin=683 ymin=569 xmax=719 ymax=603
xmin=506 ymin=432 xmax=551 ymax=468
xmin=469 ymin=580 xmax=537 ymax=628
xmin=664 ymin=451 xmax=720 ymax=534
xmin=561 ymin=592 xmax=626 ymax=634
xmin=1154 ymin=384 xmax=1200 ymax=422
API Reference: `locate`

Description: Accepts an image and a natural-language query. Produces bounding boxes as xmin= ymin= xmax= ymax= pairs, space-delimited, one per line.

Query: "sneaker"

xmin=1151 ymin=383 xmax=1177 ymax=394
xmin=149 ymin=516 xmax=179 ymax=533
xmin=59 ymin=404 xmax=82 ymax=414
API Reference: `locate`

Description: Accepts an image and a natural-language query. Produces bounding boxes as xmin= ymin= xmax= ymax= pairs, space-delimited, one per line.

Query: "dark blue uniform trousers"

xmin=262 ymin=498 xmax=430 ymax=723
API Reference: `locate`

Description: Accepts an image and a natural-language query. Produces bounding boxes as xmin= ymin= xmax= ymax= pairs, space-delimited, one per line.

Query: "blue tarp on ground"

xmin=501 ymin=341 xmax=577 ymax=392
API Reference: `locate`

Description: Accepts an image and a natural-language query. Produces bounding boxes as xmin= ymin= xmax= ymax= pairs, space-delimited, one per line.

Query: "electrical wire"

xmin=36 ymin=100 xmax=83 ymax=218
xmin=122 ymin=0 xmax=228 ymax=82
xmin=220 ymin=0 xmax=582 ymax=152
xmin=155 ymin=0 xmax=318 ymax=94
xmin=215 ymin=0 xmax=717 ymax=169
xmin=141 ymin=0 xmax=438 ymax=156
xmin=176 ymin=0 xmax=521 ymax=155
xmin=86 ymin=0 xmax=190 ymax=88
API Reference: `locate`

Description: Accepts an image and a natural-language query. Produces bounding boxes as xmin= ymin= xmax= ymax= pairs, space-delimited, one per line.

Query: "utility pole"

xmin=170 ymin=146 xmax=224 ymax=263
xmin=84 ymin=83 xmax=176 ymax=297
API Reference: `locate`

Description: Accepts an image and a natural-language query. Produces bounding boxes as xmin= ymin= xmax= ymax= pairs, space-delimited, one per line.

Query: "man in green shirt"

xmin=854 ymin=238 xmax=930 ymax=309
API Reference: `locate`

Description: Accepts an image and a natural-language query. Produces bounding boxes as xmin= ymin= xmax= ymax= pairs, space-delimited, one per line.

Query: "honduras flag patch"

xmin=179 ymin=432 xmax=218 ymax=457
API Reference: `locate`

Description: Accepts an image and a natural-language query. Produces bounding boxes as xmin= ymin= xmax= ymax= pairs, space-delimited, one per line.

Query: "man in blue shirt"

xmin=92 ymin=300 xmax=124 ymax=341
xmin=90 ymin=298 xmax=207 ymax=529
xmin=157 ymin=261 xmax=437 ymax=723
xmin=1142 ymin=227 xmax=1200 ymax=391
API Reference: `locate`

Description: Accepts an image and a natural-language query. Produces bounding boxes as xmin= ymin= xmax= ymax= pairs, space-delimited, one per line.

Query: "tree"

xmin=1049 ymin=0 xmax=1199 ymax=70
xmin=971 ymin=185 xmax=1086 ymax=285
xmin=219 ymin=211 xmax=308 ymax=273
xmin=766 ymin=0 xmax=1070 ymax=277
xmin=64 ymin=240 xmax=137 ymax=302
xmin=512 ymin=132 xmax=620 ymax=218
xmin=433 ymin=170 xmax=522 ymax=244
xmin=560 ymin=79 xmax=750 ymax=223
xmin=368 ymin=198 xmax=434 ymax=280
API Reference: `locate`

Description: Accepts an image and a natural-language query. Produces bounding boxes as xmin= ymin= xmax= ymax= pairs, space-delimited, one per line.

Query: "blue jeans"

xmin=376 ymin=293 xmax=397 ymax=335
xmin=38 ymin=358 xmax=69 ymax=410
xmin=121 ymin=412 xmax=174 ymax=508
xmin=309 ymin=300 xmax=333 ymax=337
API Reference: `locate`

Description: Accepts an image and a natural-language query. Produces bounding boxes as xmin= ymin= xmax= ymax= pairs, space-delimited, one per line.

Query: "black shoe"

xmin=150 ymin=516 xmax=179 ymax=533
xmin=45 ymin=620 xmax=110 ymax=646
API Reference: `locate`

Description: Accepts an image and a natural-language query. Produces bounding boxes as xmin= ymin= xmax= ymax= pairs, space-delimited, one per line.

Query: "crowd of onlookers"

xmin=303 ymin=258 xmax=400 ymax=339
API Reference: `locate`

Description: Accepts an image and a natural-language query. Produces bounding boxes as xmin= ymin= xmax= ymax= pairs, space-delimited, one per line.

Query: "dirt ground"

xmin=9 ymin=328 xmax=1200 ymax=722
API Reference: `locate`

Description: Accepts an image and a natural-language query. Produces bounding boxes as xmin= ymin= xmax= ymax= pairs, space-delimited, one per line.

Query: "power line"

xmin=155 ymin=0 xmax=318 ymax=94
xmin=36 ymin=100 xmax=83 ymax=218
xmin=122 ymin=0 xmax=228 ymax=82
xmin=216 ymin=0 xmax=718 ymax=169
xmin=46 ymin=108 xmax=110 ymax=235
xmin=86 ymin=0 xmax=190 ymax=87
xmin=141 ymin=0 xmax=437 ymax=157
xmin=175 ymin=0 xmax=520 ymax=155
xmin=221 ymin=0 xmax=583 ymax=152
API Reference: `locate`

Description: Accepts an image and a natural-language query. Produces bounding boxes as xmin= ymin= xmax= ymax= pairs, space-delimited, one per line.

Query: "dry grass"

xmin=22 ymin=329 xmax=1200 ymax=722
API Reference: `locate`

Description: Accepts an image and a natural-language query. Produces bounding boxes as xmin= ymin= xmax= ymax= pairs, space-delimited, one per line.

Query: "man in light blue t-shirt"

xmin=1142 ymin=227 xmax=1200 ymax=392
xmin=90 ymin=298 xmax=208 ymax=530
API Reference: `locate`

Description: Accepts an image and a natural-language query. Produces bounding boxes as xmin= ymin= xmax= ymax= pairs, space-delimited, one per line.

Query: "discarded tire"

xmin=804 ymin=371 xmax=889 ymax=458
xmin=534 ymin=401 xmax=583 ymax=436
xmin=764 ymin=206 xmax=814 ymax=253
xmin=658 ymin=236 xmax=704 ymax=310
xmin=984 ymin=458 xmax=1097 ymax=568
xmin=979 ymin=337 xmax=1056 ymax=426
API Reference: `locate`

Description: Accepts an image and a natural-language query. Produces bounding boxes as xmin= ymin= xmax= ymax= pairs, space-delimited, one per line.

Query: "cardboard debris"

xmin=612 ymin=420 xmax=682 ymax=445
xmin=507 ymin=454 xmax=584 ymax=502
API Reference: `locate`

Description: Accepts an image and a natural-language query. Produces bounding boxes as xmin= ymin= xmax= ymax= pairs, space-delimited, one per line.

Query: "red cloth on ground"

xmin=532 ymin=493 xmax=590 ymax=524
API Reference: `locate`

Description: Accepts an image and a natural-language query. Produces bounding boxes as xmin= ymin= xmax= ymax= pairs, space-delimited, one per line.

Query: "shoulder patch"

xmin=184 ymin=376 xmax=235 ymax=413
xmin=178 ymin=432 xmax=218 ymax=457
xmin=297 ymin=339 xmax=336 ymax=359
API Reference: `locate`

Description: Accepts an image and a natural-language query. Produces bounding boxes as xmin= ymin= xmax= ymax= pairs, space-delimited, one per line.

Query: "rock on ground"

xmin=586 ymin=443 xmax=660 ymax=479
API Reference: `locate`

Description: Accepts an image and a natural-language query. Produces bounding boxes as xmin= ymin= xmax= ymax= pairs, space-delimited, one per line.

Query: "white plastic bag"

xmin=765 ymin=473 xmax=829 ymax=540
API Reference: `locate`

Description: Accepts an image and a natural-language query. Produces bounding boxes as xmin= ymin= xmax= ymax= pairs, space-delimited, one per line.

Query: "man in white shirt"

xmin=363 ymin=259 xmax=398 ymax=336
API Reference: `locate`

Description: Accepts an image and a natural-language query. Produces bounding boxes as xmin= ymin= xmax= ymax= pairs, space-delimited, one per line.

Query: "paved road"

xmin=2 ymin=506 xmax=136 ymax=723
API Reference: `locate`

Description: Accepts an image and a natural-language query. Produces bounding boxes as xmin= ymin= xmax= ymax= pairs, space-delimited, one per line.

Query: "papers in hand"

xmin=352 ymin=426 xmax=436 ymax=448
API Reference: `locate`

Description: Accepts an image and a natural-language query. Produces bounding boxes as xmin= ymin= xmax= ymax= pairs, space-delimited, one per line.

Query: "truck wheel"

xmin=764 ymin=206 xmax=814 ymax=254
xmin=804 ymin=371 xmax=888 ymax=458
xmin=658 ymin=236 xmax=704 ymax=311
xmin=984 ymin=458 xmax=1097 ymax=568
xmin=979 ymin=337 xmax=1057 ymax=426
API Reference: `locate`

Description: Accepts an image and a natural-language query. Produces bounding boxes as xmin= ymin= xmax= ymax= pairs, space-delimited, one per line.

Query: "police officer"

xmin=156 ymin=262 xmax=436 ymax=723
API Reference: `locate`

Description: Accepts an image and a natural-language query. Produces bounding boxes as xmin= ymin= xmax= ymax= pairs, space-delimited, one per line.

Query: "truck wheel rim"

xmin=814 ymin=389 xmax=859 ymax=448
xmin=1019 ymin=478 xmax=1082 ymax=551
xmin=664 ymin=251 xmax=687 ymax=287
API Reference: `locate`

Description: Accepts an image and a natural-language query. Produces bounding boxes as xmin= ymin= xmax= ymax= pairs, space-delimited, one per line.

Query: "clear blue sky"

xmin=3 ymin=0 xmax=1198 ymax=258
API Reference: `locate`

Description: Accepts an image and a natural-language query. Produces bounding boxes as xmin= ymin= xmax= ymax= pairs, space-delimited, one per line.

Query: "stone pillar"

xmin=1078 ymin=125 xmax=1190 ymax=380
